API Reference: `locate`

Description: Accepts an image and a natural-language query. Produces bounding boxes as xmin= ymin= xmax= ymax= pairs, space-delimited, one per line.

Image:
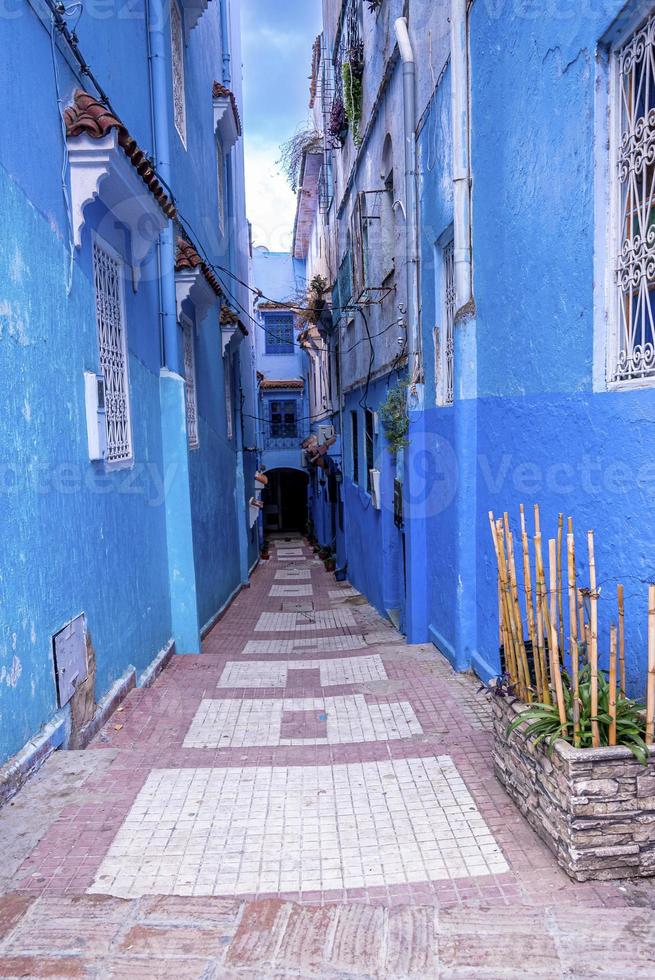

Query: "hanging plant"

xmin=379 ymin=377 xmax=409 ymax=455
xmin=277 ymin=128 xmax=323 ymax=192
xmin=304 ymin=274 xmax=329 ymax=325
xmin=342 ymin=58 xmax=363 ymax=148
xmin=328 ymin=96 xmax=348 ymax=147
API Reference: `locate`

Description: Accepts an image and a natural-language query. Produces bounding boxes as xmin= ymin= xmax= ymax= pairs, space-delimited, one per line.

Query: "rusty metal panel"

xmin=53 ymin=614 xmax=88 ymax=707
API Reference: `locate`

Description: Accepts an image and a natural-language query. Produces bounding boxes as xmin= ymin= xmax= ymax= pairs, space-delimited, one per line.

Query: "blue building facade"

xmin=0 ymin=0 xmax=254 ymax=776
xmin=251 ymin=248 xmax=309 ymax=533
xmin=296 ymin=0 xmax=655 ymax=698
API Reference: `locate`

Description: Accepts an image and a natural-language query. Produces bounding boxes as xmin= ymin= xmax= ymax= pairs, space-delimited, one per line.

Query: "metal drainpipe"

xmin=450 ymin=0 xmax=473 ymax=310
xmin=219 ymin=0 xmax=232 ymax=85
xmin=394 ymin=17 xmax=420 ymax=383
xmin=147 ymin=0 xmax=179 ymax=371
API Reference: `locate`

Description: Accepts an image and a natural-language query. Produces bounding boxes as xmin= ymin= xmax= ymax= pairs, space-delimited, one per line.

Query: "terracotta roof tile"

xmin=64 ymin=90 xmax=176 ymax=219
xmin=175 ymin=237 xmax=223 ymax=297
xmin=220 ymin=303 xmax=248 ymax=336
xmin=259 ymin=379 xmax=304 ymax=391
xmin=212 ymin=81 xmax=242 ymax=136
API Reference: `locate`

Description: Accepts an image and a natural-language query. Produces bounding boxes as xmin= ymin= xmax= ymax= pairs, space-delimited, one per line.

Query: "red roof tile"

xmin=220 ymin=303 xmax=248 ymax=337
xmin=259 ymin=379 xmax=304 ymax=391
xmin=175 ymin=237 xmax=223 ymax=298
xmin=212 ymin=81 xmax=242 ymax=136
xmin=64 ymin=90 xmax=176 ymax=219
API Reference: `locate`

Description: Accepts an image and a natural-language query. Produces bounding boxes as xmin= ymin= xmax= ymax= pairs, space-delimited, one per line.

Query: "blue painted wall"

xmin=0 ymin=0 xmax=253 ymax=766
xmin=341 ymin=379 xmax=405 ymax=626
xmin=415 ymin=1 xmax=655 ymax=697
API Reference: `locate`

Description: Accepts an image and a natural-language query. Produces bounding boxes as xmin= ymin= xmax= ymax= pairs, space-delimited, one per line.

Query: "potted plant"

xmin=487 ymin=505 xmax=655 ymax=881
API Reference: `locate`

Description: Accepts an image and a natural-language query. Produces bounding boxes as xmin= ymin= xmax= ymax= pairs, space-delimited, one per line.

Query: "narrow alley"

xmin=1 ymin=538 xmax=654 ymax=977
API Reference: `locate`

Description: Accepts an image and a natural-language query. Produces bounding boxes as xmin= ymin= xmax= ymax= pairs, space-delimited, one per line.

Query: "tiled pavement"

xmin=1 ymin=535 xmax=655 ymax=977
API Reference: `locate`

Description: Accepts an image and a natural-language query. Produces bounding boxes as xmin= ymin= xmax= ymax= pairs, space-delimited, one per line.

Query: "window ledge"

xmin=67 ymin=131 xmax=168 ymax=286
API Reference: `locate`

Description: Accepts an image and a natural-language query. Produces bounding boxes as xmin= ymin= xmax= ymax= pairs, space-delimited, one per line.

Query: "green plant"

xmin=507 ymin=664 xmax=649 ymax=764
xmin=379 ymin=378 xmax=409 ymax=455
xmin=342 ymin=61 xmax=363 ymax=147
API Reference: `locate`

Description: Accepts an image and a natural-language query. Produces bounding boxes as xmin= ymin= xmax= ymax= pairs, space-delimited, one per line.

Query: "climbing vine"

xmin=379 ymin=377 xmax=409 ymax=455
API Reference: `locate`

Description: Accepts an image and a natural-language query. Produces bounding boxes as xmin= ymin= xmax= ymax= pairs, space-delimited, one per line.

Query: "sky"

xmin=240 ymin=0 xmax=322 ymax=252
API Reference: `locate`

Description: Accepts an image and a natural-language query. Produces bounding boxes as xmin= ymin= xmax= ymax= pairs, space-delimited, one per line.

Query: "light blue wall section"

xmin=413 ymin=1 xmax=655 ymax=696
xmin=0 ymin=161 xmax=171 ymax=764
xmin=0 ymin=0 xmax=253 ymax=766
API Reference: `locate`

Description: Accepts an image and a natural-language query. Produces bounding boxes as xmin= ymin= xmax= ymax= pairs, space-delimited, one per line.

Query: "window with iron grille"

xmin=264 ymin=312 xmax=295 ymax=354
xmin=351 ymin=409 xmax=359 ymax=483
xmin=92 ymin=238 xmax=133 ymax=464
xmin=182 ymin=315 xmax=199 ymax=449
xmin=171 ymin=0 xmax=186 ymax=145
xmin=610 ymin=12 xmax=655 ymax=384
xmin=270 ymin=399 xmax=297 ymax=438
xmin=365 ymin=409 xmax=375 ymax=491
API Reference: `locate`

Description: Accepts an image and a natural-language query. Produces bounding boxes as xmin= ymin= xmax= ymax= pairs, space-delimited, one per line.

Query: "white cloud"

xmin=244 ymin=139 xmax=297 ymax=252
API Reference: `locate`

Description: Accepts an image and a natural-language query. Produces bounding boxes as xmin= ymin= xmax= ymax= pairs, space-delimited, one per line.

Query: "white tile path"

xmin=328 ymin=588 xmax=361 ymax=600
xmin=255 ymin=609 xmax=356 ymax=632
xmin=183 ymin=694 xmax=422 ymax=747
xmin=275 ymin=548 xmax=305 ymax=557
xmin=89 ymin=757 xmax=508 ymax=897
xmin=269 ymin=584 xmax=314 ymax=597
xmin=241 ymin=636 xmax=369 ymax=656
xmin=274 ymin=568 xmax=312 ymax=580
xmin=217 ymin=654 xmax=387 ymax=689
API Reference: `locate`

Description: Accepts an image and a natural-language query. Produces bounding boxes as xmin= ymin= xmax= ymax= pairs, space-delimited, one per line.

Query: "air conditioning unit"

xmin=369 ymin=468 xmax=381 ymax=510
xmin=317 ymin=423 xmax=335 ymax=445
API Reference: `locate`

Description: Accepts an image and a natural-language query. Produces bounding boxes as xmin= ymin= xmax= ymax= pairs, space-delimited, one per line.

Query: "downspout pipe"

xmin=147 ymin=0 xmax=179 ymax=371
xmin=394 ymin=17 xmax=420 ymax=383
xmin=450 ymin=0 xmax=473 ymax=312
xmin=219 ymin=0 xmax=232 ymax=86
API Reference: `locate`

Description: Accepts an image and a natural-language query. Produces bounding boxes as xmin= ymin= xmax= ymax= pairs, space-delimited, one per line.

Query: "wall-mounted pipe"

xmin=147 ymin=0 xmax=179 ymax=371
xmin=394 ymin=16 xmax=421 ymax=383
xmin=450 ymin=0 xmax=473 ymax=312
xmin=219 ymin=0 xmax=232 ymax=86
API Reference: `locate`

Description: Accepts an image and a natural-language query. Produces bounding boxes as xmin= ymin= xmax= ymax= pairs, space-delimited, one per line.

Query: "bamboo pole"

xmin=588 ymin=531 xmax=600 ymax=748
xmin=504 ymin=513 xmax=532 ymax=702
xmin=489 ymin=513 xmax=519 ymax=692
xmin=617 ymin=583 xmax=626 ymax=696
xmin=548 ymin=538 xmax=568 ymax=731
xmin=497 ymin=520 xmax=524 ymax=698
xmin=520 ymin=504 xmax=541 ymax=700
xmin=647 ymin=584 xmax=655 ymax=745
xmin=567 ymin=522 xmax=580 ymax=747
xmin=557 ymin=513 xmax=565 ymax=658
xmin=578 ymin=588 xmax=586 ymax=657
xmin=533 ymin=513 xmax=551 ymax=705
xmin=609 ymin=623 xmax=617 ymax=746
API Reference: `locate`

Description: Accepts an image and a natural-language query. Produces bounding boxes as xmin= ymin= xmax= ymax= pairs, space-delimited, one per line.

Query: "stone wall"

xmin=492 ymin=697 xmax=655 ymax=881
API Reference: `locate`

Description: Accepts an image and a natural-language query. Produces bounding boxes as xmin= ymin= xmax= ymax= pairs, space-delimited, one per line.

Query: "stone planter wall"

xmin=492 ymin=696 xmax=655 ymax=881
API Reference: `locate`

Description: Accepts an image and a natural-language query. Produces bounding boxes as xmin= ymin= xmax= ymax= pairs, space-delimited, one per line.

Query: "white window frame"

xmin=92 ymin=233 xmax=133 ymax=467
xmin=435 ymin=232 xmax=455 ymax=406
xmin=605 ymin=5 xmax=655 ymax=389
xmin=171 ymin=0 xmax=187 ymax=147
xmin=181 ymin=313 xmax=199 ymax=449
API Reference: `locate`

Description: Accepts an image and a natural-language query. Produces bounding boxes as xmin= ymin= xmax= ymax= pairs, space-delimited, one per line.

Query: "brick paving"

xmin=1 ymin=533 xmax=655 ymax=976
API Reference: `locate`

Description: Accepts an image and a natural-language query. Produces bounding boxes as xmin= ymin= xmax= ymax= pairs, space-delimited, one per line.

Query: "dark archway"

xmin=262 ymin=468 xmax=308 ymax=533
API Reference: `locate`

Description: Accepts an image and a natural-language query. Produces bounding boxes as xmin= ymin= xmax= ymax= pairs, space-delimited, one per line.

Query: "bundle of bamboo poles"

xmin=488 ymin=505 xmax=655 ymax=749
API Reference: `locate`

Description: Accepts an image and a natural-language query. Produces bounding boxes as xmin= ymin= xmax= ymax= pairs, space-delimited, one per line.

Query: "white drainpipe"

xmin=450 ymin=0 xmax=473 ymax=312
xmin=394 ymin=17 xmax=421 ymax=382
